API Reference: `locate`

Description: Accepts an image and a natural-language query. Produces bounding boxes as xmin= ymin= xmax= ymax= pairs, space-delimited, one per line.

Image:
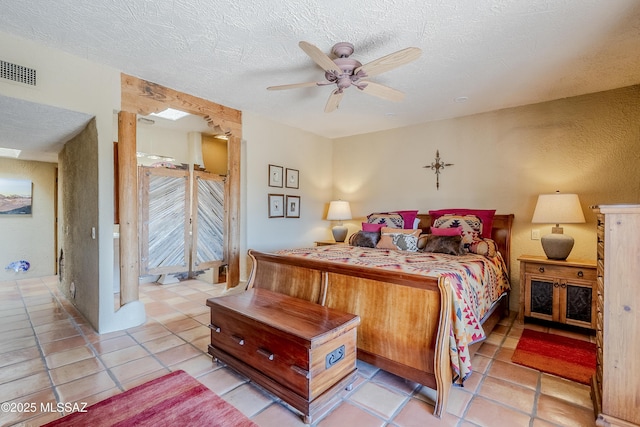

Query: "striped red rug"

xmin=43 ymin=370 xmax=258 ymax=427
xmin=511 ymin=328 xmax=596 ymax=385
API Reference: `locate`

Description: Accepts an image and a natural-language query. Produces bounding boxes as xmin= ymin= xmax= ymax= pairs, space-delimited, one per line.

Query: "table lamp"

xmin=326 ymin=200 xmax=352 ymax=242
xmin=531 ymin=192 xmax=585 ymax=260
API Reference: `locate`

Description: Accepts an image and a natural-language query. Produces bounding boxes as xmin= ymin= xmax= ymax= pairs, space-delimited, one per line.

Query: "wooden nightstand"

xmin=518 ymin=255 xmax=597 ymax=329
xmin=315 ymin=240 xmax=346 ymax=246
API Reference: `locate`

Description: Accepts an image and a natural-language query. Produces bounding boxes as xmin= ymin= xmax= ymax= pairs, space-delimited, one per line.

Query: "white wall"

xmin=0 ymin=159 xmax=57 ymax=280
xmin=0 ymin=30 xmax=144 ymax=332
xmin=241 ymin=112 xmax=334 ymax=280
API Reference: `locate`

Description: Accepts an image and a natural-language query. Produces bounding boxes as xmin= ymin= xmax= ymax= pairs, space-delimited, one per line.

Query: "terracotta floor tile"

xmin=197 ymin=366 xmax=249 ymax=395
xmin=370 ymin=369 xmax=420 ymax=395
xmin=465 ymin=396 xmax=531 ymax=427
xmin=0 ymin=326 xmax=34 ymax=341
xmin=471 ymin=354 xmax=491 ymax=374
xmin=0 ymin=371 xmax=51 ymax=401
xmin=250 ymin=402 xmax=308 ymax=427
xmin=4 ymin=335 xmax=38 ymax=353
xmin=176 ymin=325 xmax=209 ymax=343
xmin=49 ymin=357 xmax=105 ymax=385
xmin=316 ymin=401 xmax=385 ymax=427
xmin=477 ymin=376 xmax=536 ymax=414
xmin=129 ymin=323 xmax=171 ymax=343
xmin=40 ymin=335 xmax=88 ymax=356
xmin=540 ymin=374 xmax=593 ymax=409
xmin=163 ymin=315 xmax=200 ymax=332
xmin=119 ymin=368 xmax=171 ymax=390
xmin=536 ymin=394 xmax=597 ymax=427
xmin=487 ymin=359 xmax=540 ymax=390
xmin=169 ymin=354 xmax=218 ymax=378
xmin=0 ymin=357 xmax=47 ymax=385
xmin=1 ymin=388 xmax=57 ymax=426
xmin=99 ymin=344 xmax=150 ymax=368
xmin=494 ymin=346 xmax=515 ymax=363
xmin=33 ymin=318 xmax=75 ymax=334
xmin=154 ymin=343 xmax=202 ymax=366
xmin=355 ymin=360 xmax=380 ymax=379
xmin=476 ymin=342 xmax=499 ymax=358
xmin=91 ymin=334 xmax=137 ymax=354
xmin=445 ymin=386 xmax=474 ymax=417
xmin=393 ymin=398 xmax=459 ymax=427
xmin=348 ymin=382 xmax=407 ymax=419
xmin=141 ymin=333 xmax=185 ymax=353
xmin=460 ymin=370 xmax=483 ymax=393
xmin=221 ymin=383 xmax=275 ymax=417
xmin=109 ymin=355 xmax=165 ymax=384
xmin=36 ymin=326 xmax=80 ymax=344
xmin=0 ymin=346 xmax=41 ymax=368
xmin=45 ymin=345 xmax=94 ymax=369
xmin=55 ymin=371 xmax=116 ymax=403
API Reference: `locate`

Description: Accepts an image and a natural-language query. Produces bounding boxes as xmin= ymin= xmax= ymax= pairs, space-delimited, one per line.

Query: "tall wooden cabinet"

xmin=591 ymin=205 xmax=640 ymax=427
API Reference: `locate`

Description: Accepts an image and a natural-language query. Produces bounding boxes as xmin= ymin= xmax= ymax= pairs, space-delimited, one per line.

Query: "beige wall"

xmin=0 ymin=158 xmax=57 ymax=280
xmin=333 ymin=85 xmax=640 ymax=311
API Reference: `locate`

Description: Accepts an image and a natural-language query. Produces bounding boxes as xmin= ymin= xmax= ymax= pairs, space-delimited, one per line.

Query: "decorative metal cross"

xmin=423 ymin=150 xmax=453 ymax=190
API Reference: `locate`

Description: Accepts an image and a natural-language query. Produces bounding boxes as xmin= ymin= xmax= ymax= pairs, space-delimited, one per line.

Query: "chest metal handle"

xmin=539 ymin=267 xmax=545 ymax=273
xmin=577 ymin=270 xmax=584 ymax=278
xmin=231 ymin=334 xmax=244 ymax=346
xmin=257 ymin=348 xmax=274 ymax=361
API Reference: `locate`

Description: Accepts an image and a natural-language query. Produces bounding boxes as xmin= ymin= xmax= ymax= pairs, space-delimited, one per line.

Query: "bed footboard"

xmin=247 ymin=249 xmax=454 ymax=416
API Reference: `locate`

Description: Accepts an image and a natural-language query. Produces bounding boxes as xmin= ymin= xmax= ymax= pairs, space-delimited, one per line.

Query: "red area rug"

xmin=511 ymin=328 xmax=596 ymax=385
xmin=43 ymin=370 xmax=258 ymax=427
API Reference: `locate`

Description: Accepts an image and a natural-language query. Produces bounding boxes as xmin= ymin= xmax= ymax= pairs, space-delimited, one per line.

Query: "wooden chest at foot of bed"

xmin=206 ymin=288 xmax=360 ymax=424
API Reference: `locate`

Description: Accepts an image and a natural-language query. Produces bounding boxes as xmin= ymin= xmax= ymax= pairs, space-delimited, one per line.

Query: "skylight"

xmin=150 ymin=108 xmax=191 ymax=121
xmin=0 ymin=148 xmax=21 ymax=158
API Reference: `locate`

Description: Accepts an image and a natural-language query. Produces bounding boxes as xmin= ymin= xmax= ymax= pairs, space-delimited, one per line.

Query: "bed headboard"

xmin=416 ymin=213 xmax=514 ymax=274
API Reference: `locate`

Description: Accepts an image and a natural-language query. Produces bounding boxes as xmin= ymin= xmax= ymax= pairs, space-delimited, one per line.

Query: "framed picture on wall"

xmin=268 ymin=164 xmax=283 ymax=188
xmin=0 ymin=178 xmax=32 ymax=215
xmin=286 ymin=195 xmax=300 ymax=218
xmin=268 ymin=194 xmax=284 ymax=218
xmin=285 ymin=168 xmax=299 ymax=189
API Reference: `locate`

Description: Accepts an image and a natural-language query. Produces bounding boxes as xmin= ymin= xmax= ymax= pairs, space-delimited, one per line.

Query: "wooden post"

xmin=226 ymin=134 xmax=241 ymax=287
xmin=118 ymin=111 xmax=139 ymax=305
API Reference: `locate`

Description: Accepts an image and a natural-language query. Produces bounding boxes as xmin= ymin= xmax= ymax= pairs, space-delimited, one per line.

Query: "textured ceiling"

xmin=1 ymin=0 xmax=640 ymax=158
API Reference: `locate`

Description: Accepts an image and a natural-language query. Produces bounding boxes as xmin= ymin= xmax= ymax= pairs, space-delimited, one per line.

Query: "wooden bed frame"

xmin=246 ymin=213 xmax=514 ymax=417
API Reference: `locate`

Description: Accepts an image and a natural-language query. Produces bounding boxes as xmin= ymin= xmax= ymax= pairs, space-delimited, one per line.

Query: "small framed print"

xmin=268 ymin=194 xmax=284 ymax=218
xmin=286 ymin=195 xmax=300 ymax=218
xmin=269 ymin=164 xmax=283 ymax=188
xmin=285 ymin=168 xmax=299 ymax=189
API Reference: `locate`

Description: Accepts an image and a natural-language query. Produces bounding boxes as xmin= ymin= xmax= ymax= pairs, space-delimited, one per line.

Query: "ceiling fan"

xmin=267 ymin=41 xmax=422 ymax=113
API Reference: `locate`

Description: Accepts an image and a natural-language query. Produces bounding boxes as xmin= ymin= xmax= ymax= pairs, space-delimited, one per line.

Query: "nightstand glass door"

xmin=529 ymin=279 xmax=554 ymax=318
xmin=563 ymin=282 xmax=593 ymax=326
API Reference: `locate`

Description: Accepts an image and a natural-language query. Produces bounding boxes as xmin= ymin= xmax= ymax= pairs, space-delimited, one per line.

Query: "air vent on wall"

xmin=0 ymin=60 xmax=37 ymax=86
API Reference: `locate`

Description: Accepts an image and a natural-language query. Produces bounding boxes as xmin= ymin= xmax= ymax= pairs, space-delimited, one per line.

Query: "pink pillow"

xmin=430 ymin=226 xmax=462 ymax=236
xmin=362 ymin=222 xmax=384 ymax=232
xmin=429 ymin=209 xmax=496 ymax=239
xmin=396 ymin=210 xmax=420 ymax=229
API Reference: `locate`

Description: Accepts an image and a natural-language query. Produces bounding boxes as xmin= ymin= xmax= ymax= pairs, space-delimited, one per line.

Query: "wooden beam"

xmin=117 ymin=111 xmax=139 ymax=304
xmin=121 ymin=73 xmax=242 ymax=288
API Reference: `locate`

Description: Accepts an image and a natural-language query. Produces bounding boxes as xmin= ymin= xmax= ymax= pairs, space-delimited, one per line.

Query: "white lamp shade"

xmin=531 ymin=193 xmax=585 ymax=224
xmin=326 ymin=200 xmax=352 ymax=221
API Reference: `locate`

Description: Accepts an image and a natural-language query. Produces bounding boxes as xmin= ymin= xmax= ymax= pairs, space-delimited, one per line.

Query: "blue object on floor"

xmin=5 ymin=260 xmax=30 ymax=272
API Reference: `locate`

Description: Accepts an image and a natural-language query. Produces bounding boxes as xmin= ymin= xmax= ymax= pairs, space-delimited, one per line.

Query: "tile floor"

xmin=0 ymin=276 xmax=597 ymax=427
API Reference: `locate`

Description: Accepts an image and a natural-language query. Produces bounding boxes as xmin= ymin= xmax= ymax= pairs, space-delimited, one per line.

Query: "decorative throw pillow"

xmin=467 ymin=237 xmax=498 ymax=257
xmin=421 ymin=235 xmax=465 ymax=255
xmin=395 ymin=210 xmax=420 ymax=229
xmin=367 ymin=212 xmax=404 ymax=228
xmin=362 ymin=222 xmax=384 ymax=232
xmin=430 ymin=226 xmax=462 ymax=236
xmin=376 ymin=227 xmax=421 ymax=251
xmin=429 ymin=209 xmax=496 ymax=238
xmin=349 ymin=231 xmax=380 ymax=248
xmin=432 ymin=214 xmax=481 ymax=246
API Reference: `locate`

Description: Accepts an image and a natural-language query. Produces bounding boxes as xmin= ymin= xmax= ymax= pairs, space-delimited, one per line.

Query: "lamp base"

xmin=541 ymin=232 xmax=575 ymax=260
xmin=332 ymin=225 xmax=348 ymax=242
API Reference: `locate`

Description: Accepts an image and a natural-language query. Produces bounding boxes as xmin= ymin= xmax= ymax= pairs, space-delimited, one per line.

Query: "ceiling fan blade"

xmin=359 ymin=81 xmax=405 ymax=102
xmin=299 ymin=41 xmax=340 ymax=73
xmin=325 ymin=89 xmax=344 ymax=113
xmin=355 ymin=47 xmax=421 ymax=78
xmin=267 ymin=81 xmax=321 ymax=91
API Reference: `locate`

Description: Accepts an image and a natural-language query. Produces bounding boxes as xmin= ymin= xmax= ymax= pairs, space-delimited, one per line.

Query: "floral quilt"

xmin=274 ymin=245 xmax=510 ymax=383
